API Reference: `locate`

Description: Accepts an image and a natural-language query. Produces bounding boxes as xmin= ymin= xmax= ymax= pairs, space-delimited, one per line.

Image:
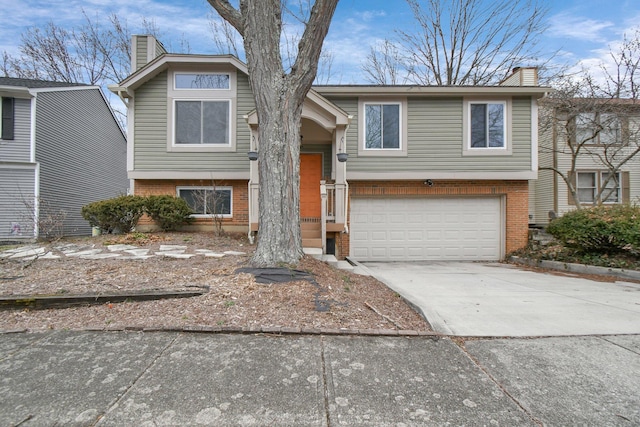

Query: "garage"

xmin=350 ymin=197 xmax=502 ymax=261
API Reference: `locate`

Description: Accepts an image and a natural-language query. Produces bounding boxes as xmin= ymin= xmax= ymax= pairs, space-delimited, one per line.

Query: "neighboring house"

xmin=110 ymin=35 xmax=548 ymax=261
xmin=0 ymin=77 xmax=128 ymax=240
xmin=530 ymin=98 xmax=640 ymax=226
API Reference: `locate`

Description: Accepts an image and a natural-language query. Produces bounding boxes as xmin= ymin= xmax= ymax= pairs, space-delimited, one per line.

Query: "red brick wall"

xmin=134 ymin=179 xmax=249 ymax=230
xmin=336 ymin=180 xmax=529 ymax=259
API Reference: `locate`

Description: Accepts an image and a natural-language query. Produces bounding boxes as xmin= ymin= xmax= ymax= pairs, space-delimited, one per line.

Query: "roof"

xmin=0 ymin=77 xmax=87 ymax=89
xmin=313 ymin=84 xmax=550 ymax=97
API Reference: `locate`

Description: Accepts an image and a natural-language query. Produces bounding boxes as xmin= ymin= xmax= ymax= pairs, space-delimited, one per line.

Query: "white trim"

xmin=346 ymin=170 xmax=537 ymax=180
xmin=30 ymin=95 xmax=36 ymax=162
xmin=463 ymin=99 xmax=512 ymax=156
xmin=177 ymin=185 xmax=233 ymax=218
xmin=358 ymin=98 xmax=408 ymax=157
xmin=33 ymin=162 xmax=40 ymax=239
xmin=127 ymin=98 xmax=135 ymax=173
xmin=129 ymin=170 xmax=250 ymax=180
xmin=174 ymin=72 xmax=231 ymax=90
xmin=171 ymin=98 xmax=233 ymax=149
xmin=531 ymin=98 xmax=539 ymax=176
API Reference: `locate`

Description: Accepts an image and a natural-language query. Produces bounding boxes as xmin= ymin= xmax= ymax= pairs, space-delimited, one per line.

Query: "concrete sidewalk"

xmin=1 ymin=331 xmax=638 ymax=426
xmin=363 ymin=261 xmax=640 ymax=337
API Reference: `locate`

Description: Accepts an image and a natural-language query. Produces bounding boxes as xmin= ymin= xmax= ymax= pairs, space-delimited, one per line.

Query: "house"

xmin=530 ymin=98 xmax=640 ymax=226
xmin=0 ymin=77 xmax=128 ymax=240
xmin=110 ymin=35 xmax=548 ymax=261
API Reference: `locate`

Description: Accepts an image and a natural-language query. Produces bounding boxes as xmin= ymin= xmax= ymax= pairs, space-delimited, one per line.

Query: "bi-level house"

xmin=0 ymin=77 xmax=127 ymax=240
xmin=530 ymin=98 xmax=640 ymax=226
xmin=110 ymin=35 xmax=548 ymax=261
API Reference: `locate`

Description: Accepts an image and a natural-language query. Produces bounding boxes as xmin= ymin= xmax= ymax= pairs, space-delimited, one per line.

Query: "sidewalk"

xmin=1 ymin=330 xmax=638 ymax=426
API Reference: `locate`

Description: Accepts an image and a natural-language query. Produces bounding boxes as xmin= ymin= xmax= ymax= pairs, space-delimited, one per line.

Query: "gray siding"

xmin=0 ymin=97 xmax=31 ymax=162
xmin=328 ymin=96 xmax=533 ymax=173
xmin=35 ymin=89 xmax=128 ymax=236
xmin=133 ymin=71 xmax=254 ymax=171
xmin=135 ymin=36 xmax=148 ymax=71
xmin=0 ymin=166 xmax=36 ymax=240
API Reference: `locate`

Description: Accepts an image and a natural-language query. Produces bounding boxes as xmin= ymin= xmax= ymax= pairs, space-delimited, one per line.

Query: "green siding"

xmin=328 ymin=96 xmax=533 ymax=173
xmin=135 ymin=36 xmax=148 ymax=71
xmin=133 ymin=71 xmax=254 ymax=172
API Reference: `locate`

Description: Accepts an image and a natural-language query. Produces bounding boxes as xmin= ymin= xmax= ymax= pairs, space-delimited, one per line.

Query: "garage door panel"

xmin=351 ymin=197 xmax=501 ymax=261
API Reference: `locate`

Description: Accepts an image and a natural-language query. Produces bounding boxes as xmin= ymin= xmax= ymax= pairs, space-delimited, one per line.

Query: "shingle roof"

xmin=0 ymin=76 xmax=87 ymax=89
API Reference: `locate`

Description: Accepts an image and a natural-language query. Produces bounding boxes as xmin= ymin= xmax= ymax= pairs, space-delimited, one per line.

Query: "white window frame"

xmin=358 ymin=98 xmax=408 ymax=157
xmin=173 ymin=99 xmax=232 ymax=146
xmin=576 ymin=171 xmax=621 ymax=204
xmin=174 ymin=72 xmax=230 ymax=90
xmin=463 ymin=98 xmax=512 ymax=156
xmin=177 ymin=186 xmax=233 ymax=218
xmin=167 ymin=67 xmax=237 ymax=153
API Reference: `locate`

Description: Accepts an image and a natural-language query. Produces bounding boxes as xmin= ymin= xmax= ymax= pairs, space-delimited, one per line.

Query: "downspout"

xmin=30 ymin=90 xmax=39 ymax=239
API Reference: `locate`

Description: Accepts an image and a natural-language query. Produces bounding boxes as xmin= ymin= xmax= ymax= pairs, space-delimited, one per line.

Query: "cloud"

xmin=547 ymin=12 xmax=614 ymax=42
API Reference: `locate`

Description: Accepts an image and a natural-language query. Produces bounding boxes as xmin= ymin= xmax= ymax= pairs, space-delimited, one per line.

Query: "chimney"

xmin=131 ymin=35 xmax=168 ymax=73
xmin=500 ymin=67 xmax=538 ymax=86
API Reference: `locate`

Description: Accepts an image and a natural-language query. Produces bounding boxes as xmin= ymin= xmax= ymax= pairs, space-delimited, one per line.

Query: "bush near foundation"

xmin=546 ymin=204 xmax=640 ymax=255
xmin=81 ymin=195 xmax=146 ymax=234
xmin=144 ymin=195 xmax=194 ymax=231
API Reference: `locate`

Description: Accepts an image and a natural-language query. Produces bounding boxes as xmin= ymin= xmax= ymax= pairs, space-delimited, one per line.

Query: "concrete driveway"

xmin=362 ymin=261 xmax=640 ymax=336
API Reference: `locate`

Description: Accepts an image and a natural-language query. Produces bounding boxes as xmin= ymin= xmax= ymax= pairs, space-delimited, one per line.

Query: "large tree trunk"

xmin=207 ymin=0 xmax=338 ymax=267
xmin=252 ymin=84 xmax=305 ymax=266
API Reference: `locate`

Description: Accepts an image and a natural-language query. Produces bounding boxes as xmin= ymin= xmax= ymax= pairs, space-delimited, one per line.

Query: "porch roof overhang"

xmin=244 ymin=89 xmax=352 ymax=132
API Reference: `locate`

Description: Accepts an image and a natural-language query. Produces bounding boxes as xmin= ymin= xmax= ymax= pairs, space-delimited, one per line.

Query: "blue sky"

xmin=2 ymin=0 xmax=640 ymax=84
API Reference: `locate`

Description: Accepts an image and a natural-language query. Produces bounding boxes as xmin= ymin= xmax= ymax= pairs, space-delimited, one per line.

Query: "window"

xmin=358 ymin=99 xmax=407 ymax=157
xmin=469 ymin=102 xmax=505 ymax=148
xmin=1 ymin=97 xmax=15 ymax=140
xmin=576 ymin=172 xmax=621 ymax=204
xmin=175 ymin=73 xmax=230 ymax=90
xmin=575 ymin=112 xmax=621 ymax=145
xmin=177 ymin=187 xmax=232 ymax=217
xmin=364 ymin=103 xmax=400 ymax=149
xmin=175 ymin=100 xmax=230 ymax=145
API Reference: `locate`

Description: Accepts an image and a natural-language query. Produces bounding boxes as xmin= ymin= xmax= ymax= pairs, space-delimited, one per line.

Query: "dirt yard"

xmin=0 ymin=232 xmax=431 ymax=333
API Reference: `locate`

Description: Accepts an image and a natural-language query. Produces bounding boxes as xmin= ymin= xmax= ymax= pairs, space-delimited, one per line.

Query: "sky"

xmin=1 ymin=0 xmax=640 ymax=84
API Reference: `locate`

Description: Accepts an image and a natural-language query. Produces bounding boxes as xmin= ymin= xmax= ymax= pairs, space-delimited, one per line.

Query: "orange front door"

xmin=300 ymin=153 xmax=322 ymax=218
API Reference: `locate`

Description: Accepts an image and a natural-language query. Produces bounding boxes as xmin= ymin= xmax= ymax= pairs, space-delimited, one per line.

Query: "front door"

xmin=300 ymin=153 xmax=322 ymax=219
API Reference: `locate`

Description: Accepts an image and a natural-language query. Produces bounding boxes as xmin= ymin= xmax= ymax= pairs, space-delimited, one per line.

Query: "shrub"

xmin=81 ymin=195 xmax=146 ymax=234
xmin=546 ymin=204 xmax=640 ymax=255
xmin=144 ymin=195 xmax=194 ymax=231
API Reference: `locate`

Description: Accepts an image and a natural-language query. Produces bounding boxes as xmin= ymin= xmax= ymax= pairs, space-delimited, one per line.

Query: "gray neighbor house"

xmin=0 ymin=77 xmax=128 ymax=240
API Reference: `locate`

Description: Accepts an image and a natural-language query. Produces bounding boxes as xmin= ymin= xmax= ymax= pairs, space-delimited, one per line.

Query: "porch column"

xmin=333 ymin=125 xmax=348 ymax=227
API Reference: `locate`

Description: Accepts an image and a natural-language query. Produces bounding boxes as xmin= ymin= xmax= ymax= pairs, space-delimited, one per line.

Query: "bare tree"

xmin=540 ymin=32 xmax=640 ymax=208
xmin=361 ymin=40 xmax=407 ymax=85
xmin=208 ymin=0 xmax=338 ymax=267
xmin=362 ymin=0 xmax=548 ymax=86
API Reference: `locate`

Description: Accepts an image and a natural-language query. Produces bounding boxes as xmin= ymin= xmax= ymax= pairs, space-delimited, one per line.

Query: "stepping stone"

xmin=106 ymin=244 xmax=138 ymax=252
xmin=204 ymin=252 xmax=226 ymax=258
xmin=65 ymin=249 xmax=103 ymax=257
xmin=121 ymin=255 xmax=156 ymax=260
xmin=159 ymin=245 xmax=187 ymax=251
xmin=9 ymin=247 xmax=46 ymax=259
xmin=124 ymin=248 xmax=150 ymax=256
xmin=159 ymin=252 xmax=194 ymax=259
xmin=40 ymin=252 xmax=61 ymax=260
xmin=80 ymin=253 xmax=122 ymax=260
xmin=223 ymin=250 xmax=246 ymax=256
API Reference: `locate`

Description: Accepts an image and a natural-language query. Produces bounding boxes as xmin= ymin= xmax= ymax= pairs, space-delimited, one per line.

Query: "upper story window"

xmin=575 ymin=112 xmax=621 ymax=145
xmin=168 ymin=68 xmax=237 ymax=152
xmin=365 ymin=103 xmax=400 ymax=149
xmin=463 ymin=98 xmax=512 ymax=156
xmin=175 ymin=73 xmax=230 ymax=90
xmin=470 ymin=101 xmax=506 ymax=148
xmin=575 ymin=171 xmax=622 ymax=204
xmin=358 ymin=98 xmax=407 ymax=157
xmin=175 ymin=100 xmax=229 ymax=145
xmin=1 ymin=97 xmax=15 ymax=140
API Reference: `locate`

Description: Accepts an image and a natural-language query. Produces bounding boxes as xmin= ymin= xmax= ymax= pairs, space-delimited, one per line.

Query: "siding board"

xmin=0 ymin=166 xmax=36 ymax=240
xmin=0 ymin=97 xmax=31 ymax=162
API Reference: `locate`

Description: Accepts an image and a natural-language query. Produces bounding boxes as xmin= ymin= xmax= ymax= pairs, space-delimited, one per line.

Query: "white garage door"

xmin=350 ymin=197 xmax=502 ymax=261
